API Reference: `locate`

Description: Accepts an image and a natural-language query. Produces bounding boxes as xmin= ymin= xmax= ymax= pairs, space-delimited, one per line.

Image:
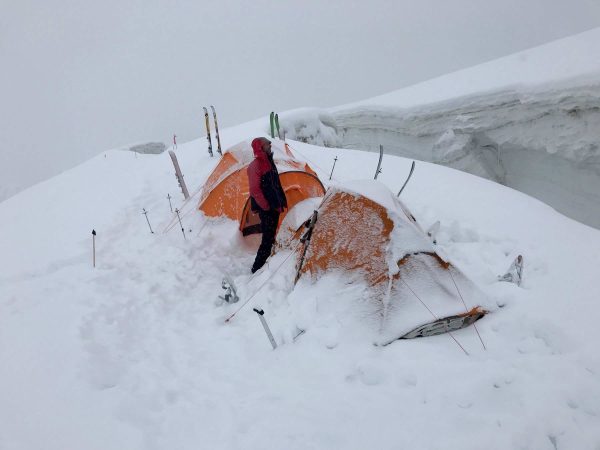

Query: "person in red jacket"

xmin=248 ymin=137 xmax=288 ymax=273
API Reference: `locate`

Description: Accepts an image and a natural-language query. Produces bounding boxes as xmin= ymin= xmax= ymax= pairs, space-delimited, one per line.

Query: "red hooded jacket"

xmin=247 ymin=139 xmax=287 ymax=212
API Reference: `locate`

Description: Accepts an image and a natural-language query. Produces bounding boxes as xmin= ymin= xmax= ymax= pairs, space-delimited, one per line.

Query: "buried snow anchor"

xmin=219 ymin=275 xmax=239 ymax=304
xmin=253 ymin=308 xmax=277 ymax=350
xmin=498 ymin=255 xmax=524 ymax=286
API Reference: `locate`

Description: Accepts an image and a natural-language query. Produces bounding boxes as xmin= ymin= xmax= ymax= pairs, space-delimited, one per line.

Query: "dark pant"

xmin=251 ymin=209 xmax=280 ymax=273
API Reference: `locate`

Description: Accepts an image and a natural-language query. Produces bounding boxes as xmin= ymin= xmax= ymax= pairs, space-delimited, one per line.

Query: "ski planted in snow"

xmin=210 ymin=105 xmax=222 ymax=156
xmin=168 ymin=150 xmax=190 ymax=199
xmin=203 ymin=107 xmax=213 ymax=157
xmin=275 ymin=113 xmax=281 ymax=139
xmin=269 ymin=112 xmax=275 ymax=138
xmin=379 ymin=308 xmax=487 ymax=346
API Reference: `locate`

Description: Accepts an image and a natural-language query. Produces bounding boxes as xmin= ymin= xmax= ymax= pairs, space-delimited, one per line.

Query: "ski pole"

xmin=253 ymin=308 xmax=277 ymax=350
xmin=397 ymin=161 xmax=416 ymax=197
xmin=329 ymin=156 xmax=338 ymax=181
xmin=92 ymin=229 xmax=96 ymax=268
xmin=374 ymin=145 xmax=383 ymax=179
xmin=167 ymin=193 xmax=173 ymax=213
xmin=142 ymin=208 xmax=154 ymax=234
xmin=175 ymin=208 xmax=186 ymax=240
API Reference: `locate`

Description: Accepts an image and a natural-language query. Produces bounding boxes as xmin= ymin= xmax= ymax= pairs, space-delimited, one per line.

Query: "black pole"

xmin=92 ymin=229 xmax=96 ymax=268
xmin=374 ymin=145 xmax=383 ymax=180
xmin=142 ymin=208 xmax=154 ymax=234
xmin=167 ymin=194 xmax=173 ymax=213
xmin=329 ymin=156 xmax=338 ymax=181
xmin=397 ymin=161 xmax=416 ymax=197
xmin=175 ymin=208 xmax=186 ymax=240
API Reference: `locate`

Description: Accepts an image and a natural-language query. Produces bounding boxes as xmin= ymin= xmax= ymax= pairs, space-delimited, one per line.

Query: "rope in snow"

xmin=399 ymin=277 xmax=469 ymax=356
xmin=448 ymin=270 xmax=486 ymax=351
xmin=224 ymin=241 xmax=303 ymax=323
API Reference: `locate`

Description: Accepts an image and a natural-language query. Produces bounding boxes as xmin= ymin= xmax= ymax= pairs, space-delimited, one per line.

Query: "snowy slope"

xmin=279 ymin=28 xmax=600 ymax=228
xmin=2 ymin=113 xmax=600 ymax=449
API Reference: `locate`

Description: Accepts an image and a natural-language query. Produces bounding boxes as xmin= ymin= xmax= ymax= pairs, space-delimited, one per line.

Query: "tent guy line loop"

xmin=448 ymin=269 xmax=486 ymax=350
xmin=399 ymin=277 xmax=469 ymax=356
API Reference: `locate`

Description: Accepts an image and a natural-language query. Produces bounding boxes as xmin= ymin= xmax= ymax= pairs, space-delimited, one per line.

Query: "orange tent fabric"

xmin=279 ymin=181 xmax=484 ymax=341
xmin=198 ymin=140 xmax=326 ymax=235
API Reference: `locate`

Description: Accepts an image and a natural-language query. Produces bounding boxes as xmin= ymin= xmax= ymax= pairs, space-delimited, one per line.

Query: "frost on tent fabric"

xmin=280 ymin=181 xmax=486 ymax=344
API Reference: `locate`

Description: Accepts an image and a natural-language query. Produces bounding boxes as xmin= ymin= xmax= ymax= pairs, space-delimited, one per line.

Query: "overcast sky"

xmin=1 ymin=0 xmax=599 ymax=198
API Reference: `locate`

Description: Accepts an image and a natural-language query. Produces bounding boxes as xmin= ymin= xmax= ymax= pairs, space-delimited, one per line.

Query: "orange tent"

xmin=198 ymin=140 xmax=326 ymax=235
xmin=279 ymin=180 xmax=485 ymax=343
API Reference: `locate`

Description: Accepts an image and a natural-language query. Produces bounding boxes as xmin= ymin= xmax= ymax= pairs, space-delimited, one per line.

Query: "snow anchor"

xmin=219 ymin=276 xmax=239 ymax=304
xmin=498 ymin=255 xmax=523 ymax=286
xmin=253 ymin=308 xmax=277 ymax=350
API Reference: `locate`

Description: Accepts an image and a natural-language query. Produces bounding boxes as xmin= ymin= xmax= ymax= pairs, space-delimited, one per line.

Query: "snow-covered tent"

xmin=197 ymin=139 xmax=326 ymax=235
xmin=280 ymin=181 xmax=485 ymax=343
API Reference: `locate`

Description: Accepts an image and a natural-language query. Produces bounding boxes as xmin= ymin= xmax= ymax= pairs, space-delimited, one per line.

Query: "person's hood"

xmin=251 ymin=138 xmax=267 ymax=160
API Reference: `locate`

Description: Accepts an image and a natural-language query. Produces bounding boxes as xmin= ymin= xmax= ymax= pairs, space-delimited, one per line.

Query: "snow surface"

xmin=2 ymin=111 xmax=600 ymax=449
xmin=279 ymin=28 xmax=600 ymax=228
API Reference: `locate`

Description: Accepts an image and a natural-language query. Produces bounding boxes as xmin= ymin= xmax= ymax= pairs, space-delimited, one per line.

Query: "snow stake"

xmin=142 ymin=208 xmax=154 ymax=234
xmin=173 ymin=134 xmax=177 ymax=150
xmin=203 ymin=107 xmax=214 ymax=157
xmin=92 ymin=229 xmax=96 ymax=268
xmin=210 ymin=105 xmax=222 ymax=156
xmin=175 ymin=208 xmax=186 ymax=240
xmin=329 ymin=156 xmax=338 ymax=181
xmin=397 ymin=161 xmax=416 ymax=197
xmin=167 ymin=193 xmax=173 ymax=213
xmin=374 ymin=145 xmax=383 ymax=179
xmin=168 ymin=150 xmax=190 ymax=199
xmin=253 ymin=308 xmax=277 ymax=350
xmin=498 ymin=255 xmax=523 ymax=286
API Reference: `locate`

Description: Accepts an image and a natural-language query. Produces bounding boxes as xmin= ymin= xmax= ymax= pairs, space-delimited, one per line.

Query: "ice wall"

xmin=281 ymin=81 xmax=600 ymax=228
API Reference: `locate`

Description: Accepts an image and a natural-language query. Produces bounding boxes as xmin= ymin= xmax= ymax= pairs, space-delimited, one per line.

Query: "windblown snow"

xmin=279 ymin=28 xmax=600 ymax=228
xmin=2 ymin=28 xmax=600 ymax=450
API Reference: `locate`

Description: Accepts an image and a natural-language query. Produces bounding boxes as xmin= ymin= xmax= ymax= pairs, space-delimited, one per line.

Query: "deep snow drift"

xmin=278 ymin=28 xmax=600 ymax=228
xmin=1 ymin=113 xmax=600 ymax=449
